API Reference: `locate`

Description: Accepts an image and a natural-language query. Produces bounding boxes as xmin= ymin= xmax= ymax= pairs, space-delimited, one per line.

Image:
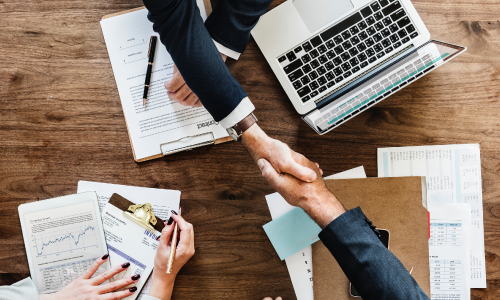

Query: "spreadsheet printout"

xmin=377 ymin=144 xmax=485 ymax=288
xmin=428 ymin=203 xmax=471 ymax=300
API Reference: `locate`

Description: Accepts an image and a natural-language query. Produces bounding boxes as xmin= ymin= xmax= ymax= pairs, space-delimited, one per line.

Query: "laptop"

xmin=251 ymin=0 xmax=466 ymax=134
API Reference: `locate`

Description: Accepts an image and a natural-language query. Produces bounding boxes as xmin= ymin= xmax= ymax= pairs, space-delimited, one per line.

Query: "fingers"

xmin=164 ymin=67 xmax=185 ymax=94
xmin=101 ymin=287 xmax=137 ymax=300
xmin=262 ymin=298 xmax=282 ymax=300
xmin=80 ymin=254 xmax=109 ymax=279
xmin=90 ymin=261 xmax=130 ymax=286
xmin=258 ymin=158 xmax=285 ymax=190
xmin=282 ymin=157 xmax=317 ymax=182
xmin=158 ymin=220 xmax=175 ymax=246
xmin=314 ymin=162 xmax=324 ymax=176
xmin=171 ymin=214 xmax=195 ymax=256
xmin=99 ymin=273 xmax=140 ymax=294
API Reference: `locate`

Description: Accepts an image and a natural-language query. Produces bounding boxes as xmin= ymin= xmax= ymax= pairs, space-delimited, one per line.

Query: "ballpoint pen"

xmin=143 ymin=36 xmax=157 ymax=106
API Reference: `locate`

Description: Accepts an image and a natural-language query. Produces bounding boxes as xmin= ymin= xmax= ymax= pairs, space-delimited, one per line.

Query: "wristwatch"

xmin=226 ymin=113 xmax=258 ymax=141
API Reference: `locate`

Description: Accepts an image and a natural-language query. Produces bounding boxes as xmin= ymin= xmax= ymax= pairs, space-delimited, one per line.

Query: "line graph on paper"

xmin=32 ymin=225 xmax=99 ymax=257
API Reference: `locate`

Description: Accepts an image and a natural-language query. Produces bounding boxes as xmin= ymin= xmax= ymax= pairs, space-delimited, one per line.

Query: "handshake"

xmin=241 ymin=124 xmax=346 ymax=229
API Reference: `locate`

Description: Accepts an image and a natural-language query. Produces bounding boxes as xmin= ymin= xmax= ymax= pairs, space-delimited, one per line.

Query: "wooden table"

xmin=1 ymin=0 xmax=499 ymax=298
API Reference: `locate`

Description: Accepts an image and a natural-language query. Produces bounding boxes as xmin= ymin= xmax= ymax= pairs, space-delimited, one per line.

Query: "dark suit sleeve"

xmin=319 ymin=207 xmax=430 ymax=300
xmin=142 ymin=0 xmax=248 ymax=122
xmin=204 ymin=0 xmax=273 ymax=53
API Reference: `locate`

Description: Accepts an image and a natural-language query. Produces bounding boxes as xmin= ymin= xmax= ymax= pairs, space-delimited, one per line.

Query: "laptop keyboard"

xmin=278 ymin=0 xmax=420 ymax=103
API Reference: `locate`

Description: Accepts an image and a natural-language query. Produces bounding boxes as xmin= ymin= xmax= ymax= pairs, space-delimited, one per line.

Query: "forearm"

xmin=147 ymin=271 xmax=176 ymax=300
xmin=143 ymin=0 xmax=248 ymax=121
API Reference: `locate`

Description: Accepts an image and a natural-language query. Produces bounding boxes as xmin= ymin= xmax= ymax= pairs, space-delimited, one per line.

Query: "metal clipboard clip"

xmin=123 ymin=203 xmax=157 ymax=232
xmin=159 ymin=132 xmax=215 ymax=156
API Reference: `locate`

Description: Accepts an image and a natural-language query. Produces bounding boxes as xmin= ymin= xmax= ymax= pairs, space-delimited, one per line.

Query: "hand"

xmin=263 ymin=297 xmax=282 ymax=300
xmin=39 ymin=255 xmax=139 ymax=300
xmin=258 ymin=153 xmax=346 ymax=228
xmin=165 ymin=53 xmax=227 ymax=107
xmin=147 ymin=213 xmax=195 ymax=300
xmin=241 ymin=124 xmax=318 ymax=183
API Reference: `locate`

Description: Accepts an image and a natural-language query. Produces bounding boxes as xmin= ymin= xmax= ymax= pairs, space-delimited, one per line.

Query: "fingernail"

xmin=258 ymin=159 xmax=265 ymax=170
xmin=101 ymin=254 xmax=109 ymax=260
xmin=131 ymin=274 xmax=141 ymax=281
xmin=156 ymin=235 xmax=161 ymax=241
xmin=129 ymin=287 xmax=137 ymax=293
xmin=121 ymin=262 xmax=130 ymax=268
xmin=167 ymin=217 xmax=174 ymax=225
xmin=171 ymin=210 xmax=178 ymax=215
xmin=308 ymin=172 xmax=316 ymax=182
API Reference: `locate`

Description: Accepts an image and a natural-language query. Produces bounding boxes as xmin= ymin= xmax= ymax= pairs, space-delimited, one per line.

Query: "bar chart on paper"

xmin=32 ymin=225 xmax=100 ymax=257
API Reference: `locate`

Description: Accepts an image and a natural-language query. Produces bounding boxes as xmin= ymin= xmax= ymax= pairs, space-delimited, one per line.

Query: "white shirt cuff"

xmin=213 ymin=39 xmax=241 ymax=60
xmin=219 ymin=97 xmax=255 ymax=129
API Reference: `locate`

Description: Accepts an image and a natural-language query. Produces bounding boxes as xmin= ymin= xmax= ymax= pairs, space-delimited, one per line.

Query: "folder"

xmin=102 ymin=1 xmax=233 ymax=162
xmin=313 ymin=177 xmax=430 ymax=299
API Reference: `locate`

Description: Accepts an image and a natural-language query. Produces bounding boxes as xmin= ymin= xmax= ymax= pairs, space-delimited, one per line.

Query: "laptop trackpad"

xmin=293 ymin=0 xmax=354 ymax=33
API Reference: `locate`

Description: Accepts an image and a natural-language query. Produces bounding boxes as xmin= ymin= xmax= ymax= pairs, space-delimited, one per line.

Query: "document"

xmin=265 ymin=166 xmax=367 ymax=300
xmin=100 ymin=5 xmax=228 ymax=161
xmin=20 ymin=194 xmax=108 ymax=294
xmin=378 ymin=144 xmax=486 ymax=288
xmin=428 ymin=203 xmax=471 ymax=300
xmin=77 ymin=181 xmax=180 ymax=299
xmin=101 ymin=202 xmax=159 ymax=300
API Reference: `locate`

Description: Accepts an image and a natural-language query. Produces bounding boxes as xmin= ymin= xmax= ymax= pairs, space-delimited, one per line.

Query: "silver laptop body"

xmin=251 ymin=0 xmax=466 ymax=134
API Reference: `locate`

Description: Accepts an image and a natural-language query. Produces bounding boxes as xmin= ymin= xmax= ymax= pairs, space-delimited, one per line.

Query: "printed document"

xmin=22 ymin=195 xmax=107 ymax=294
xmin=100 ymin=5 xmax=228 ymax=161
xmin=77 ymin=181 xmax=180 ymax=299
xmin=428 ymin=203 xmax=471 ymax=300
xmin=265 ymin=166 xmax=367 ymax=300
xmin=378 ymin=144 xmax=486 ymax=287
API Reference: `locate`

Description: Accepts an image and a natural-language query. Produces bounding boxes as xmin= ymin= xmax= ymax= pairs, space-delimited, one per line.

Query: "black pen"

xmin=143 ymin=36 xmax=157 ymax=106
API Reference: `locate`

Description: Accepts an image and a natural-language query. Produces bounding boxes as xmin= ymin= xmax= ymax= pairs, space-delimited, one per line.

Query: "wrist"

xmin=147 ymin=270 xmax=176 ymax=300
xmin=240 ymin=124 xmax=272 ymax=161
xmin=301 ymin=191 xmax=346 ymax=228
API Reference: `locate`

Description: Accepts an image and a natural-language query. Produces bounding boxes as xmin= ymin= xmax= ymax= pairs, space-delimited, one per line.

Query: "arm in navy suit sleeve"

xmin=205 ymin=0 xmax=273 ymax=55
xmin=142 ymin=0 xmax=248 ymax=122
xmin=319 ymin=207 xmax=430 ymax=300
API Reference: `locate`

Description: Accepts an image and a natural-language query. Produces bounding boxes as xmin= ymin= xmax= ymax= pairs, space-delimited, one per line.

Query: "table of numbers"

xmin=429 ymin=222 xmax=462 ymax=247
xmin=430 ymin=259 xmax=463 ymax=296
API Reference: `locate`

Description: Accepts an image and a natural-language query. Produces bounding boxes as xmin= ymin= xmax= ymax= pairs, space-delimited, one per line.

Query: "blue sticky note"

xmin=263 ymin=207 xmax=321 ymax=260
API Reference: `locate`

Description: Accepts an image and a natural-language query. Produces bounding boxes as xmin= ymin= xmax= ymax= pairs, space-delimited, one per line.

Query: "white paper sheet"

xmin=77 ymin=181 xmax=181 ymax=299
xmin=428 ymin=203 xmax=471 ymax=300
xmin=100 ymin=4 xmax=228 ymax=161
xmin=265 ymin=166 xmax=367 ymax=300
xmin=377 ymin=144 xmax=486 ymax=288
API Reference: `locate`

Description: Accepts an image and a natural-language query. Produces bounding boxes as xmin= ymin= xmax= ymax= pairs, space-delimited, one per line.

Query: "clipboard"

xmin=102 ymin=2 xmax=233 ymax=163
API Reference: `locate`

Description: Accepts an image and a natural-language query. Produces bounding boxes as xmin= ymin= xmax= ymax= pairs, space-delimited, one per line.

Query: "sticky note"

xmin=263 ymin=207 xmax=322 ymax=260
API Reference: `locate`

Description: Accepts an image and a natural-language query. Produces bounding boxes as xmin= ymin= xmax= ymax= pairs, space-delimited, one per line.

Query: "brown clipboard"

xmin=102 ymin=2 xmax=232 ymax=163
xmin=312 ymin=177 xmax=431 ymax=299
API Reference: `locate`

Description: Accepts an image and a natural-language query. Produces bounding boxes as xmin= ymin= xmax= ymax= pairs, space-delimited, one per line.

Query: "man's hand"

xmin=241 ymin=124 xmax=319 ymax=183
xmin=165 ymin=53 xmax=227 ymax=107
xmin=258 ymin=152 xmax=346 ymax=228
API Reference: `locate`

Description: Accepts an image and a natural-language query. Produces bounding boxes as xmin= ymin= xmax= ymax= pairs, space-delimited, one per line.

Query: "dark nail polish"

xmin=156 ymin=236 xmax=161 ymax=241
xmin=131 ymin=274 xmax=141 ymax=281
xmin=121 ymin=262 xmax=130 ymax=268
xmin=167 ymin=217 xmax=174 ymax=225
xmin=171 ymin=210 xmax=178 ymax=215
xmin=129 ymin=287 xmax=137 ymax=293
xmin=101 ymin=254 xmax=109 ymax=260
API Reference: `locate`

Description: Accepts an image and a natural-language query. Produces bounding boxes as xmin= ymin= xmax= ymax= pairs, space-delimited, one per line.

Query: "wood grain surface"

xmin=1 ymin=0 xmax=499 ymax=299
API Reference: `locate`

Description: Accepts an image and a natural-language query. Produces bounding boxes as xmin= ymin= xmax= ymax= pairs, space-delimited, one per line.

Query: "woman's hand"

xmin=39 ymin=255 xmax=139 ymax=300
xmin=147 ymin=213 xmax=195 ymax=300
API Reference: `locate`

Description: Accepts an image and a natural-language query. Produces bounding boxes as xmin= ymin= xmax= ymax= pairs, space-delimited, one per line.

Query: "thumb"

xmin=258 ymin=158 xmax=283 ymax=188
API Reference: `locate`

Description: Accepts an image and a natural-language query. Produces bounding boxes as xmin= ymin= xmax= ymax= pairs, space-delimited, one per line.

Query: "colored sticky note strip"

xmin=263 ymin=207 xmax=321 ymax=260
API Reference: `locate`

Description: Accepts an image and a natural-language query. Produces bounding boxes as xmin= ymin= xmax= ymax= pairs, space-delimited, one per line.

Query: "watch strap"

xmin=232 ymin=113 xmax=257 ymax=136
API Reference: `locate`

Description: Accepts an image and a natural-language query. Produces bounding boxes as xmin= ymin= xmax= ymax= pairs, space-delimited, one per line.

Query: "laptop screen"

xmin=303 ymin=40 xmax=465 ymax=134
